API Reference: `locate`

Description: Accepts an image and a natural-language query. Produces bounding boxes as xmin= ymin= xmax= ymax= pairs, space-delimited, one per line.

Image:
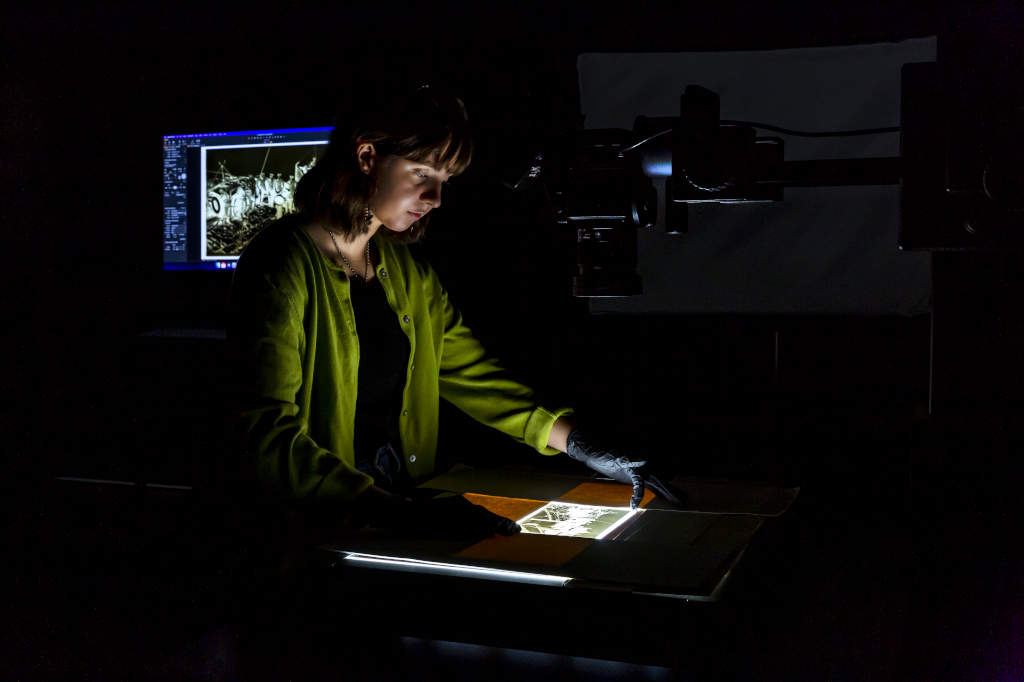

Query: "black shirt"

xmin=349 ymin=274 xmax=411 ymax=474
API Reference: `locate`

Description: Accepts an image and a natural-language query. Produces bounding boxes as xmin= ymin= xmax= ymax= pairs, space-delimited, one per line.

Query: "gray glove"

xmin=566 ymin=430 xmax=689 ymax=510
xmin=566 ymin=430 xmax=647 ymax=509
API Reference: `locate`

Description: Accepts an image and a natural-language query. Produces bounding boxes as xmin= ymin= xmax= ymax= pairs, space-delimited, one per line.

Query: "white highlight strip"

xmin=344 ymin=553 xmax=568 ymax=587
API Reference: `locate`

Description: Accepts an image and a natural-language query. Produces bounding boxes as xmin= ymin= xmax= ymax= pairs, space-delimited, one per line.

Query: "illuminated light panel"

xmin=344 ymin=553 xmax=569 ymax=586
xmin=516 ymin=502 xmax=639 ymax=539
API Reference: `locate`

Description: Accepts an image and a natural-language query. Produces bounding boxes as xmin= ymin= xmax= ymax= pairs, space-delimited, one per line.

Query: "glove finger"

xmin=628 ymin=468 xmax=645 ymax=510
xmin=630 ymin=484 xmax=644 ymax=510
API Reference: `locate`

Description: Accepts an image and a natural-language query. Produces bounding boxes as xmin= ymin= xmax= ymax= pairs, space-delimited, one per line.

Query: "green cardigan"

xmin=228 ymin=215 xmax=573 ymax=506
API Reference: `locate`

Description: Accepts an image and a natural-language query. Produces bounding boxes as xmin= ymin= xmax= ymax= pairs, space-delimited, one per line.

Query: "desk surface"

xmin=422 ymin=464 xmax=800 ymax=516
xmin=321 ymin=466 xmax=799 ymax=601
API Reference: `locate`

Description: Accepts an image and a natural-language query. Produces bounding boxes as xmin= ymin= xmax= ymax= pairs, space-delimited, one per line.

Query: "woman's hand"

xmin=565 ymin=430 xmax=647 ymax=509
xmin=565 ymin=430 xmax=688 ymax=510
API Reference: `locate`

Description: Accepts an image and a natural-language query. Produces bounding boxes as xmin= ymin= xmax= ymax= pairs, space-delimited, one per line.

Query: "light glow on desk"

xmin=344 ymin=552 xmax=569 ymax=586
xmin=516 ymin=502 xmax=638 ymax=539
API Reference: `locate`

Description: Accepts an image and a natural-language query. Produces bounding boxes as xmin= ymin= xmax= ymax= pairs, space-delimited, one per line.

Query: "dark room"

xmin=3 ymin=2 xmax=1023 ymax=680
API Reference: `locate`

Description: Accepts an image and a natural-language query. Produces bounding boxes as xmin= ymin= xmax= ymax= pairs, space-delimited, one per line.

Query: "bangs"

xmin=436 ymin=126 xmax=473 ymax=176
xmin=404 ymin=130 xmax=473 ymax=177
xmin=390 ymin=89 xmax=473 ymax=177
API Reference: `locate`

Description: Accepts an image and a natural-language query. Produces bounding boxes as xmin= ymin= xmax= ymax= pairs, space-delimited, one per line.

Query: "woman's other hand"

xmin=370 ymin=493 xmax=521 ymax=541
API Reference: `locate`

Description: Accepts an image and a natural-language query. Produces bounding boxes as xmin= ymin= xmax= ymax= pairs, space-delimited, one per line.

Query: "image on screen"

xmin=517 ymin=502 xmax=636 ymax=539
xmin=202 ymin=143 xmax=325 ymax=259
xmin=163 ymin=126 xmax=331 ymax=270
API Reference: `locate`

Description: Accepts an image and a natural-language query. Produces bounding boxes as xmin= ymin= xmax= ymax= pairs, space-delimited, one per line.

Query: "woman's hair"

xmin=293 ymin=85 xmax=473 ymax=245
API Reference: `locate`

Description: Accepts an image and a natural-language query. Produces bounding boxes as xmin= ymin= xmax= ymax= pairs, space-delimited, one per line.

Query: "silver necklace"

xmin=324 ymin=226 xmax=370 ymax=281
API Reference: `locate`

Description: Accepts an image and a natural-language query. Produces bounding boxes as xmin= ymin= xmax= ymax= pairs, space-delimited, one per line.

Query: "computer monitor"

xmin=163 ymin=126 xmax=331 ymax=270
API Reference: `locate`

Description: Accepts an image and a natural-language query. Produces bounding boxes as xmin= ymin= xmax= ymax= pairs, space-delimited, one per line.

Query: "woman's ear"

xmin=355 ymin=142 xmax=379 ymax=175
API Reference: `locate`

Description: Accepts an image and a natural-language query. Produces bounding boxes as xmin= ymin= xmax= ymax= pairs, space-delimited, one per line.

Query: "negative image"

xmin=517 ymin=502 xmax=636 ymax=539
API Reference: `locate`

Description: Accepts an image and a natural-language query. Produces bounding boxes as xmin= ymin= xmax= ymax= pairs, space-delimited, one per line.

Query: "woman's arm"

xmin=546 ymin=416 xmax=577 ymax=453
xmin=435 ymin=290 xmax=575 ymax=456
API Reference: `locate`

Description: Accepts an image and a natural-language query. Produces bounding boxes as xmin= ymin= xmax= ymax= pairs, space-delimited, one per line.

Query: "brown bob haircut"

xmin=293 ymin=85 xmax=473 ymax=245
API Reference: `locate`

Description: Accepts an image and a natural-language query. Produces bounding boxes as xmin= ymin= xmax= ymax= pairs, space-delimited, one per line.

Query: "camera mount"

xmin=506 ymin=62 xmax=1023 ymax=296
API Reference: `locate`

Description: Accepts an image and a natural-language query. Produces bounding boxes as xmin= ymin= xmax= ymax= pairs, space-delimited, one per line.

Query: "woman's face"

xmin=366 ymin=150 xmax=452 ymax=233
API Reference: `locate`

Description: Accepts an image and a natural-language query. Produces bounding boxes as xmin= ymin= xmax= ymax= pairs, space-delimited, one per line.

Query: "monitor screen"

xmin=163 ymin=126 xmax=331 ymax=270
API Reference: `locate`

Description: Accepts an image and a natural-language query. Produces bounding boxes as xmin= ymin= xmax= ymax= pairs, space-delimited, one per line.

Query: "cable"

xmin=721 ymin=120 xmax=900 ymax=138
xmin=619 ymin=120 xmax=901 ymax=155
xmin=618 ymin=129 xmax=672 ymax=154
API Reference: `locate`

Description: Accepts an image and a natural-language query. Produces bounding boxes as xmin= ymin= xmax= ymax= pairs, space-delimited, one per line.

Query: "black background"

xmin=3 ymin=2 xmax=1023 ymax=680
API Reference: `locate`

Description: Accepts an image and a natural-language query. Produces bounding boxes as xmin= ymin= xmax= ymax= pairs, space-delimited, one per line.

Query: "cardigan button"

xmin=403 ymin=410 xmax=408 ymax=416
xmin=403 ymin=315 xmax=411 ymax=324
xmin=408 ymin=455 xmax=417 ymax=463
xmin=380 ymin=270 xmax=387 ymax=278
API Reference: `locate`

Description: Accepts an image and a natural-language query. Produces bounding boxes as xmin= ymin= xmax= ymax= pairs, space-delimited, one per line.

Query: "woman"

xmin=228 ymin=86 xmax=663 ymax=544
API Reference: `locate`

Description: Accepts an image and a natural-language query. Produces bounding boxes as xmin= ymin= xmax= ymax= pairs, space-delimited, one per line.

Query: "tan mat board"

xmin=455 ymin=533 xmax=593 ymax=567
xmin=421 ymin=466 xmax=798 ymax=516
xmin=462 ymin=493 xmax=549 ymax=521
xmin=556 ymin=481 xmax=657 ymax=508
xmin=321 ymin=529 xmax=742 ymax=598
